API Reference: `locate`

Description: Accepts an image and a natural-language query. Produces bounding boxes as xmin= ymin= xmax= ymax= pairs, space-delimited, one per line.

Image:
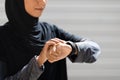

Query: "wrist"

xmin=66 ymin=41 xmax=78 ymax=55
xmin=36 ymin=55 xmax=47 ymax=66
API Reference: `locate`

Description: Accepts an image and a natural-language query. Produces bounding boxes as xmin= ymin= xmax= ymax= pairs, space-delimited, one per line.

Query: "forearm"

xmin=67 ymin=40 xmax=101 ymax=63
xmin=53 ymin=25 xmax=101 ymax=63
xmin=1 ymin=56 xmax=44 ymax=80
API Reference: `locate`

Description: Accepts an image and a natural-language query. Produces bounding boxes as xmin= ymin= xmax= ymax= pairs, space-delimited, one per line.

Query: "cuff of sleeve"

xmin=28 ymin=56 xmax=44 ymax=79
xmin=66 ymin=41 xmax=78 ymax=56
xmin=20 ymin=56 xmax=44 ymax=80
xmin=66 ymin=41 xmax=79 ymax=62
xmin=34 ymin=56 xmax=45 ymax=71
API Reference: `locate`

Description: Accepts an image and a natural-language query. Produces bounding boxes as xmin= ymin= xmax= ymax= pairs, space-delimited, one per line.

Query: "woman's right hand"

xmin=36 ymin=39 xmax=57 ymax=66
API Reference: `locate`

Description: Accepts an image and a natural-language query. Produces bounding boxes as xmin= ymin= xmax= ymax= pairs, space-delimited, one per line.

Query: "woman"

xmin=0 ymin=0 xmax=101 ymax=80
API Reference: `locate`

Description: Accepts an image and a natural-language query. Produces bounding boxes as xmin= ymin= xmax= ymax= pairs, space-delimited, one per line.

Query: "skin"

xmin=37 ymin=38 xmax=72 ymax=66
xmin=24 ymin=0 xmax=47 ymax=18
xmin=24 ymin=0 xmax=72 ymax=66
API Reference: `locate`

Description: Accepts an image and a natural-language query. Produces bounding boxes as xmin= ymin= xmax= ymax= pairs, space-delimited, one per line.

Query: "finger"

xmin=48 ymin=54 xmax=59 ymax=63
xmin=51 ymin=45 xmax=56 ymax=52
xmin=49 ymin=45 xmax=61 ymax=57
xmin=51 ymin=52 xmax=59 ymax=57
xmin=48 ymin=48 xmax=59 ymax=59
xmin=47 ymin=45 xmax=56 ymax=55
xmin=54 ymin=38 xmax=66 ymax=43
xmin=46 ymin=41 xmax=56 ymax=46
xmin=55 ymin=44 xmax=62 ymax=54
xmin=44 ymin=41 xmax=56 ymax=51
xmin=51 ymin=38 xmax=66 ymax=44
xmin=48 ymin=59 xmax=56 ymax=63
xmin=50 ymin=39 xmax=59 ymax=43
xmin=47 ymin=53 xmax=57 ymax=62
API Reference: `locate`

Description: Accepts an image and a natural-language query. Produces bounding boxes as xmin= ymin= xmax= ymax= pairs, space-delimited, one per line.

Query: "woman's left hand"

xmin=47 ymin=40 xmax=72 ymax=63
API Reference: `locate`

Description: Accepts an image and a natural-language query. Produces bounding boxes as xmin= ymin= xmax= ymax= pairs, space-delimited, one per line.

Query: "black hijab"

xmin=5 ymin=0 xmax=38 ymax=34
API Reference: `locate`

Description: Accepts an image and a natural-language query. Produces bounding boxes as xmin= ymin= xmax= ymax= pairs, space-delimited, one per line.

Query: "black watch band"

xmin=66 ymin=41 xmax=77 ymax=56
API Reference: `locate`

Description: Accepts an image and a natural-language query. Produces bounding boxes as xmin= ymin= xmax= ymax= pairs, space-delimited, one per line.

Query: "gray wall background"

xmin=0 ymin=0 xmax=120 ymax=80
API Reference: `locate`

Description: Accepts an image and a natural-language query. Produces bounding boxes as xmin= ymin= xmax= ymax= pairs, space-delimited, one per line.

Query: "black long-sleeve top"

xmin=0 ymin=22 xmax=101 ymax=80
